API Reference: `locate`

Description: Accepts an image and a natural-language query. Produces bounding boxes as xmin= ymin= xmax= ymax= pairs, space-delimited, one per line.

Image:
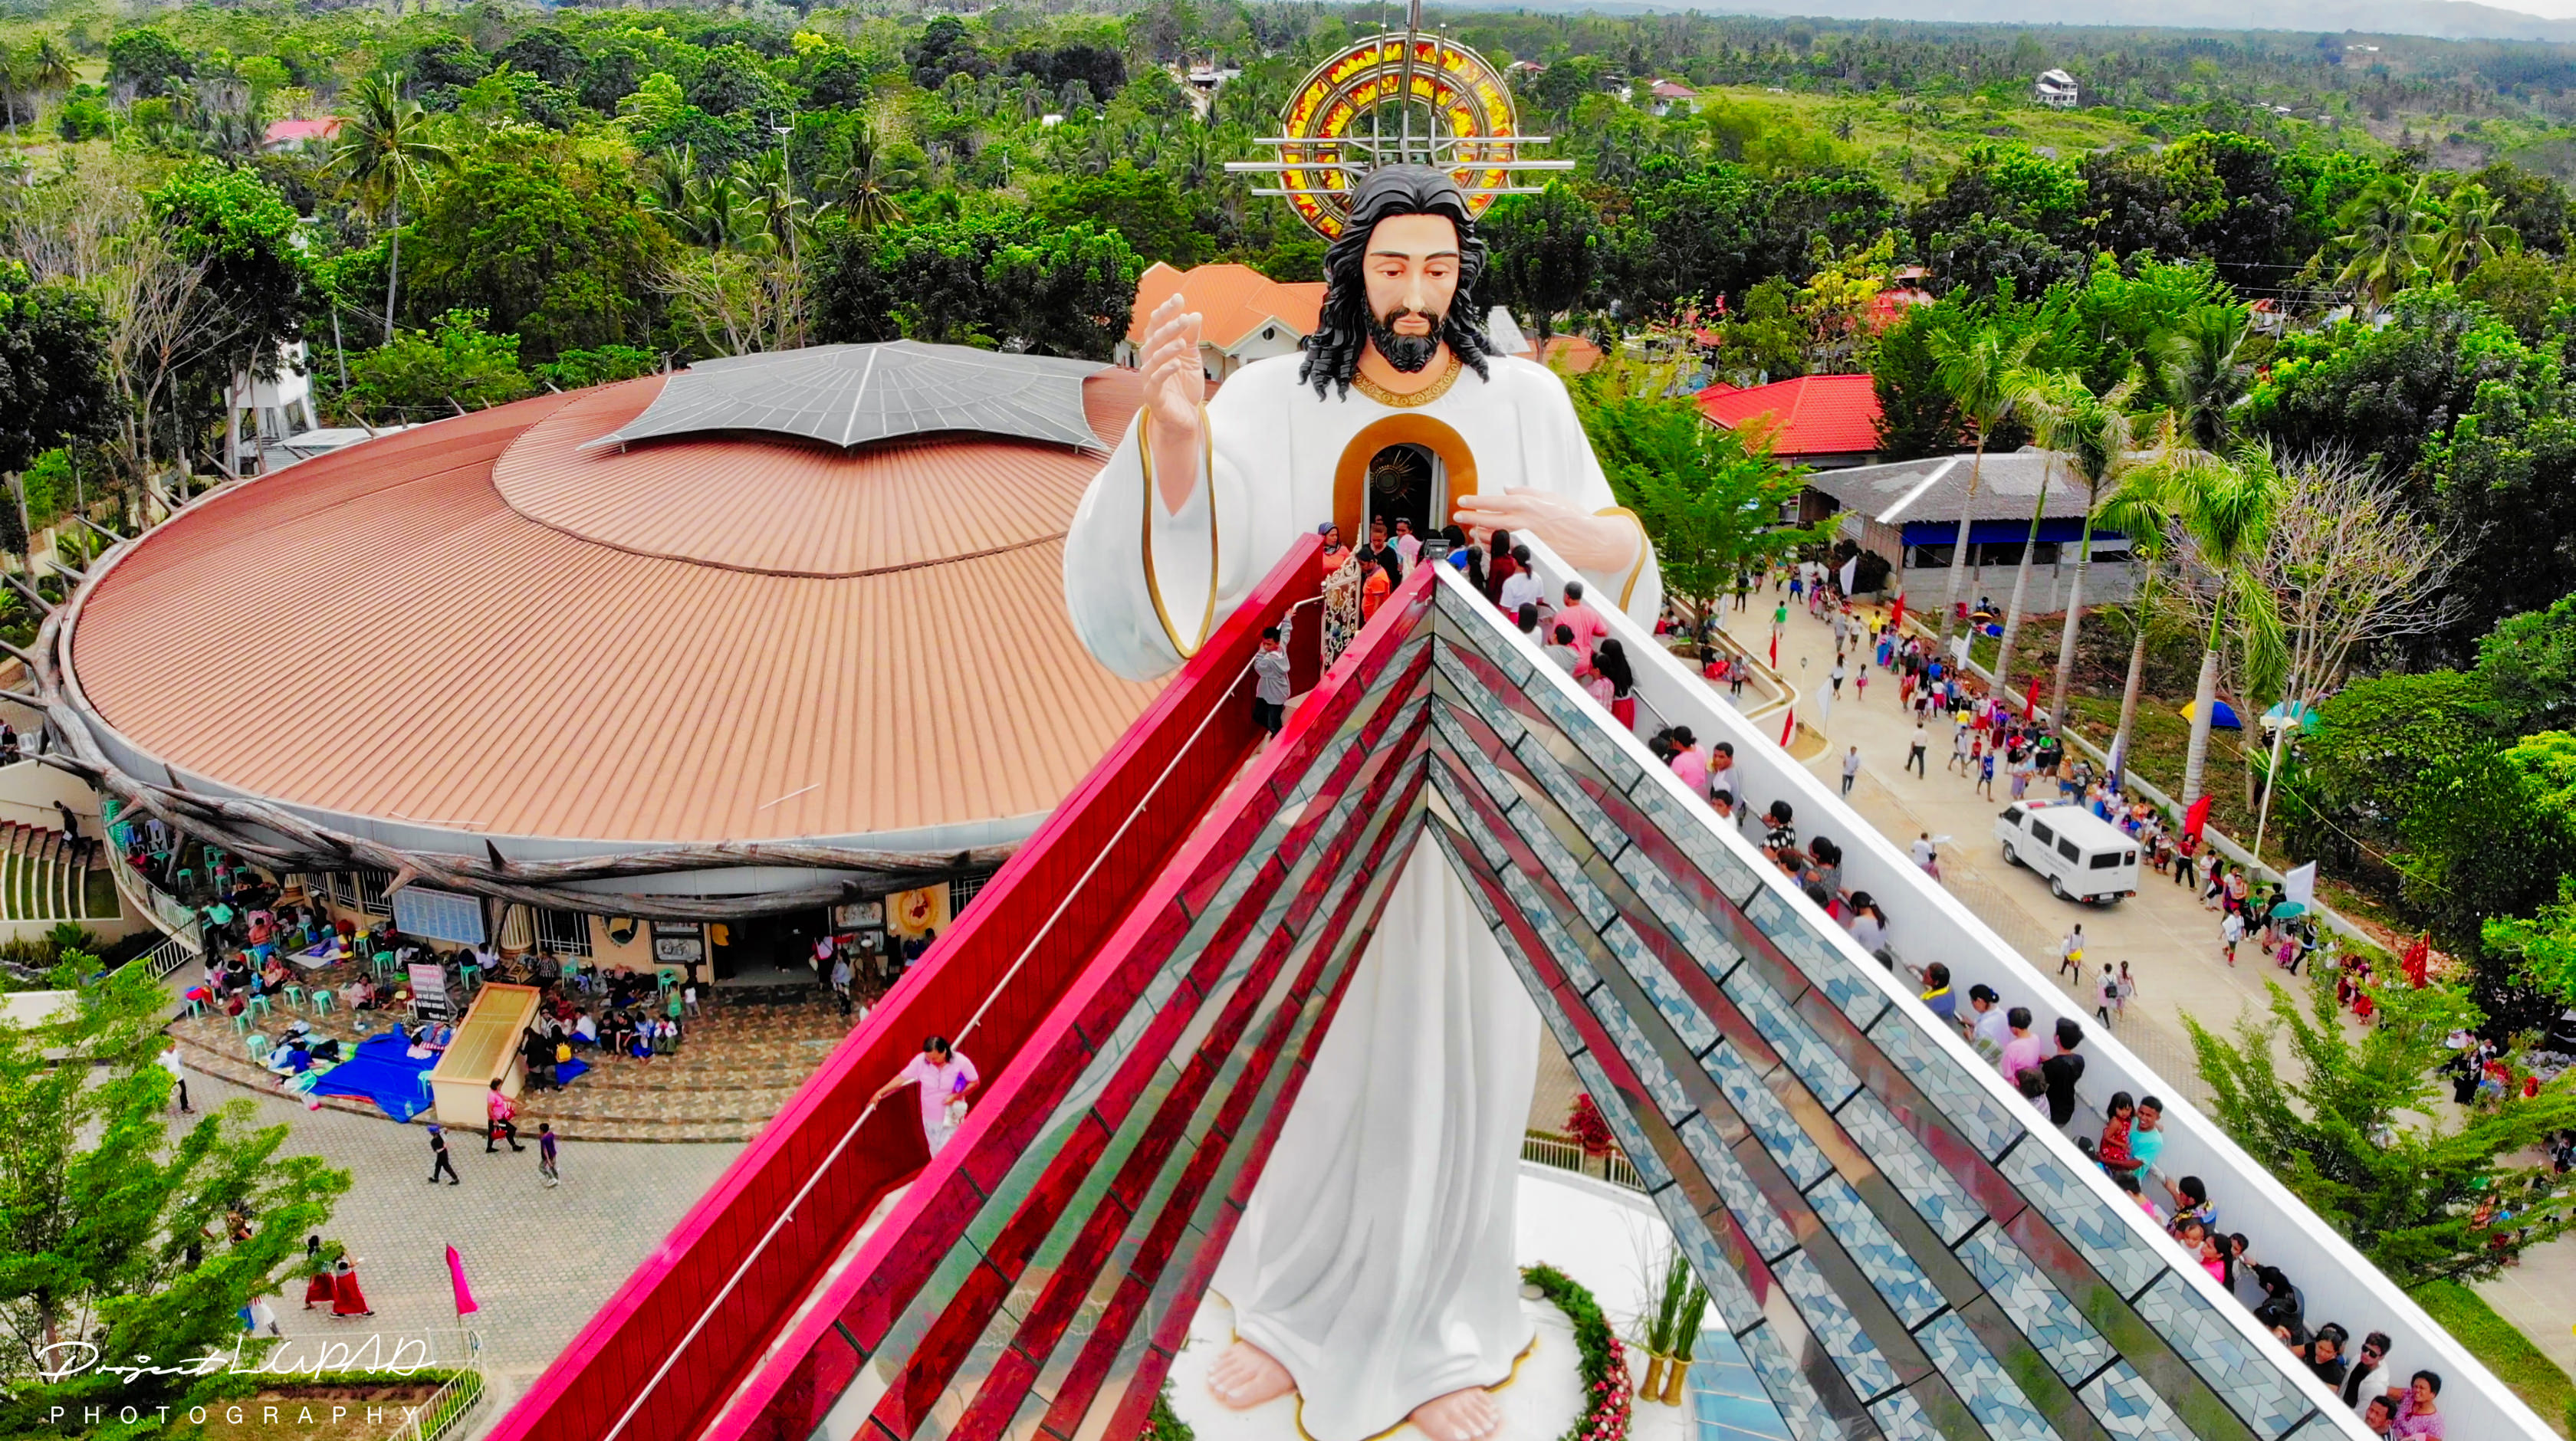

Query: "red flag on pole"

xmin=2183 ymin=794 xmax=2213 ymax=840
xmin=446 ymin=1245 xmax=479 ymax=1318
xmin=1768 ymin=632 xmax=1779 ymax=668
xmin=1779 ymin=706 xmax=1797 ymax=747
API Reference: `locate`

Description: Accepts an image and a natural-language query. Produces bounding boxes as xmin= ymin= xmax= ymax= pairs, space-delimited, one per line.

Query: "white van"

xmin=1994 ymin=800 xmax=2141 ymax=905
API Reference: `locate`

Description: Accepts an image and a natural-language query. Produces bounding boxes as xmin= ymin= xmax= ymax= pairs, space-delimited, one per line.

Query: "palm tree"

xmin=1927 ymin=323 xmax=2041 ymax=641
xmin=2160 ymin=304 xmax=2253 ymax=454
xmin=2433 ymin=182 xmax=2518 ymax=282
xmin=2091 ymin=472 xmax=2181 ymax=779
xmin=0 ymin=44 xmax=26 ymax=143
xmin=834 ymin=129 xmax=914 ymax=232
xmin=2167 ymin=444 xmax=2287 ymax=808
xmin=1990 ymin=369 xmax=2078 ymax=713
xmin=28 ymin=38 xmax=74 ymax=111
xmin=331 ymin=71 xmax=456 ymax=340
xmin=2043 ymin=377 xmax=2149 ymax=730
xmin=2334 ymin=176 xmax=2430 ymax=314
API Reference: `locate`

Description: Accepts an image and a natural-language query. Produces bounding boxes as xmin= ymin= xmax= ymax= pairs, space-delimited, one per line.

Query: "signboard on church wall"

xmin=887 ymin=885 xmax=948 ymax=939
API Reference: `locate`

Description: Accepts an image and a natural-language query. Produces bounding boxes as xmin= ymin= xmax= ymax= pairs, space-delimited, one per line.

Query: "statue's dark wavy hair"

xmin=1300 ymin=166 xmax=1497 ymax=399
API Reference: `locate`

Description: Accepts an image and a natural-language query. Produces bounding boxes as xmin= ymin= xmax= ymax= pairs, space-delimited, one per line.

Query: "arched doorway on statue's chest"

xmin=1332 ymin=415 xmax=1480 ymax=548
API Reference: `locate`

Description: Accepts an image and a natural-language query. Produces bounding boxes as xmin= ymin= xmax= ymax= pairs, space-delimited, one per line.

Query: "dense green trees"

xmin=0 ymin=961 xmax=350 ymax=1431
xmin=0 ymin=261 xmax=114 ymax=482
xmin=2188 ymin=973 xmax=2576 ymax=1286
xmin=402 ymin=131 xmax=674 ymax=360
xmin=813 ymin=212 xmax=1139 ymax=359
xmin=1478 ymin=183 xmax=1601 ymax=346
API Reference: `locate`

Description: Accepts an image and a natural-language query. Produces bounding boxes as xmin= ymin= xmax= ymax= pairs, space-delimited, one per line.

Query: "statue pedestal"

xmin=1165 ymin=1165 xmax=1701 ymax=1441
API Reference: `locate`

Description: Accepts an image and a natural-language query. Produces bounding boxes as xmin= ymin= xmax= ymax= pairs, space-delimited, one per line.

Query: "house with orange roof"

xmin=1117 ymin=262 xmax=1326 ymax=382
xmin=1696 ymin=373 xmax=1884 ymax=473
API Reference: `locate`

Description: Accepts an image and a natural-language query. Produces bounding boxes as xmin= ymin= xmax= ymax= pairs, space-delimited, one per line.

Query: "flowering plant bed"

xmin=1523 ymin=1263 xmax=1631 ymax=1441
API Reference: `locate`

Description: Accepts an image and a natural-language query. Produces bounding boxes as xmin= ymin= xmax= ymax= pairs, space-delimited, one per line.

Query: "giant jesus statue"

xmin=1063 ymin=166 xmax=1661 ymax=1441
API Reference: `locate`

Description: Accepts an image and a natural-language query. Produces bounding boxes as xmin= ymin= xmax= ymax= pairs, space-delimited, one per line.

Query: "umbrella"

xmin=2180 ymin=699 xmax=2242 ymax=729
xmin=2262 ymin=701 xmax=2319 ymax=731
xmin=2269 ymin=901 xmax=2308 ymax=919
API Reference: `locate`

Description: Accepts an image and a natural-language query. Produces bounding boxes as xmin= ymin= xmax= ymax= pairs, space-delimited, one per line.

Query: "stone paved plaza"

xmin=185 ymin=1072 xmax=742 ymax=1436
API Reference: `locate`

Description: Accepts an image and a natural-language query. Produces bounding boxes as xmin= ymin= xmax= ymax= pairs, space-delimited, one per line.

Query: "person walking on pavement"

xmin=485 ymin=1078 xmax=525 ymax=1153
xmin=1907 ymin=722 xmax=1928 ymax=777
xmin=539 ymin=1123 xmax=560 ymax=1187
xmin=2095 ymin=963 xmax=2120 ymax=1026
xmin=1841 ymin=746 xmax=1862 ymax=796
xmin=162 ymin=1037 xmax=192 ymax=1115
xmin=427 ymin=1124 xmax=460 ymax=1185
xmin=1911 ymin=832 xmax=1940 ymax=879
xmin=2057 ymin=925 xmax=2085 ymax=983
xmin=2220 ymin=910 xmax=2246 ymax=967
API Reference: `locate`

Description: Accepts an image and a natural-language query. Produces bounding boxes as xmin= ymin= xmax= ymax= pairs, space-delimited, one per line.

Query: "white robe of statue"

xmin=1062 ymin=350 xmax=1660 ymax=1441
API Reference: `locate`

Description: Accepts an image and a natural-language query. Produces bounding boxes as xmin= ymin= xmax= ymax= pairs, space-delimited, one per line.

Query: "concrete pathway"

xmin=1717 ymin=586 xmax=2576 ymax=1380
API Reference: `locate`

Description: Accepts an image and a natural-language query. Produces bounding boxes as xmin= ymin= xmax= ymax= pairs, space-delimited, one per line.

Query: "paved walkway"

xmin=179 ymin=1068 xmax=741 ymax=1437
xmin=1719 ymin=586 xmax=2576 ymax=1380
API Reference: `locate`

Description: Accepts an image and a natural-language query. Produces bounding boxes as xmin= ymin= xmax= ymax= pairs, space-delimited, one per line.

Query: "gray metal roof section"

xmin=1804 ymin=448 xmax=2101 ymax=526
xmin=591 ymin=340 xmax=1112 ymax=453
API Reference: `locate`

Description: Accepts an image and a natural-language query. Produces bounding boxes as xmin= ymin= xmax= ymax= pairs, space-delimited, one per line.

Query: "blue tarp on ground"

xmin=310 ymin=1032 xmax=436 ymax=1123
xmin=554 ymin=1058 xmax=591 ymax=1085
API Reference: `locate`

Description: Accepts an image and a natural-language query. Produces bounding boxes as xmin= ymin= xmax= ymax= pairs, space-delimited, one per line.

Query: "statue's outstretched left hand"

xmin=1452 ymin=488 xmax=1640 ymax=574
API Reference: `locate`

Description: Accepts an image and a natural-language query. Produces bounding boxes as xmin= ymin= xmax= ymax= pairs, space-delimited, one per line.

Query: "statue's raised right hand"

xmin=1140 ymin=293 xmax=1206 ymax=512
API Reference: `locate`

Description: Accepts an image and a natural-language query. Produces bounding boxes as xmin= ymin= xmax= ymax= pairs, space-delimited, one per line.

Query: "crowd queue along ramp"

xmin=488 ymin=539 xmax=2549 ymax=1441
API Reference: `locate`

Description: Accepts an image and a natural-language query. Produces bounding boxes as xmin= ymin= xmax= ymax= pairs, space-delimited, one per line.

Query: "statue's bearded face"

xmin=1362 ymin=212 xmax=1463 ymax=373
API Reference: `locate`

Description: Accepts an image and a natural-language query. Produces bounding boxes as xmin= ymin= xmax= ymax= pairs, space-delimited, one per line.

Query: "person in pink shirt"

xmin=1667 ymin=726 xmax=1708 ymax=795
xmin=1996 ymin=1006 xmax=2044 ymax=1085
xmin=2387 ymin=1371 xmax=2444 ymax=1438
xmin=1554 ymin=581 xmax=1609 ymax=655
xmin=872 ymin=1036 xmax=981 ymax=1154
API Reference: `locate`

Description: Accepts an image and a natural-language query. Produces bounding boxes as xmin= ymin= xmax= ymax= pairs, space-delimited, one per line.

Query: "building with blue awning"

xmin=1797 ymin=447 xmax=2136 ymax=616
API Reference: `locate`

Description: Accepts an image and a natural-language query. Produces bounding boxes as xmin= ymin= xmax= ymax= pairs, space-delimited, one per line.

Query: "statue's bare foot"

xmin=1408 ymin=1386 xmax=1503 ymax=1441
xmin=1206 ymin=1340 xmax=1296 ymax=1410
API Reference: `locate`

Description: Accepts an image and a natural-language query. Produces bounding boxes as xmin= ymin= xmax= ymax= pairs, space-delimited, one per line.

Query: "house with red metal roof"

xmin=261 ymin=117 xmax=342 ymax=153
xmin=1695 ymin=373 xmax=1884 ymax=471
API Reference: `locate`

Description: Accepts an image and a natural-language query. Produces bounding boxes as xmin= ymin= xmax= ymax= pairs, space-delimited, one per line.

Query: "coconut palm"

xmin=28 ymin=38 xmax=74 ymax=109
xmin=1927 ymin=323 xmax=2042 ymax=640
xmin=2432 ymin=182 xmax=2518 ymax=282
xmin=2042 ymin=377 xmax=2151 ymax=730
xmin=2165 ymin=444 xmax=2288 ymax=808
xmin=2333 ymin=176 xmax=2431 ymax=313
xmin=2160 ymin=304 xmax=2253 ymax=453
xmin=2091 ymin=473 xmax=2181 ymax=778
xmin=1988 ymin=368 xmax=2078 ymax=713
xmin=331 ymin=71 xmax=457 ymax=339
xmin=831 ymin=129 xmax=913 ymax=233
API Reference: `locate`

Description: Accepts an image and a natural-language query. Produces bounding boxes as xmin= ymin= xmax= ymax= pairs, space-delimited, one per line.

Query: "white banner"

xmin=1838 ymin=556 xmax=1858 ymax=596
xmin=2283 ymin=862 xmax=2317 ymax=910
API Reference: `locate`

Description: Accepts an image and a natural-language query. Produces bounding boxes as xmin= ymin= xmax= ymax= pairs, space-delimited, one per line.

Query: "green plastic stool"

xmin=310 ymin=990 xmax=336 ymax=1015
xmin=245 ymin=995 xmax=272 ymax=1020
xmin=229 ymin=1010 xmax=252 ymax=1034
xmin=284 ymin=984 xmax=307 ymax=1011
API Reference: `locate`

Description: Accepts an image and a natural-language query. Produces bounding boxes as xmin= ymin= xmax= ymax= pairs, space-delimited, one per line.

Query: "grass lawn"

xmin=2409 ymin=1279 xmax=2576 ymax=1436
